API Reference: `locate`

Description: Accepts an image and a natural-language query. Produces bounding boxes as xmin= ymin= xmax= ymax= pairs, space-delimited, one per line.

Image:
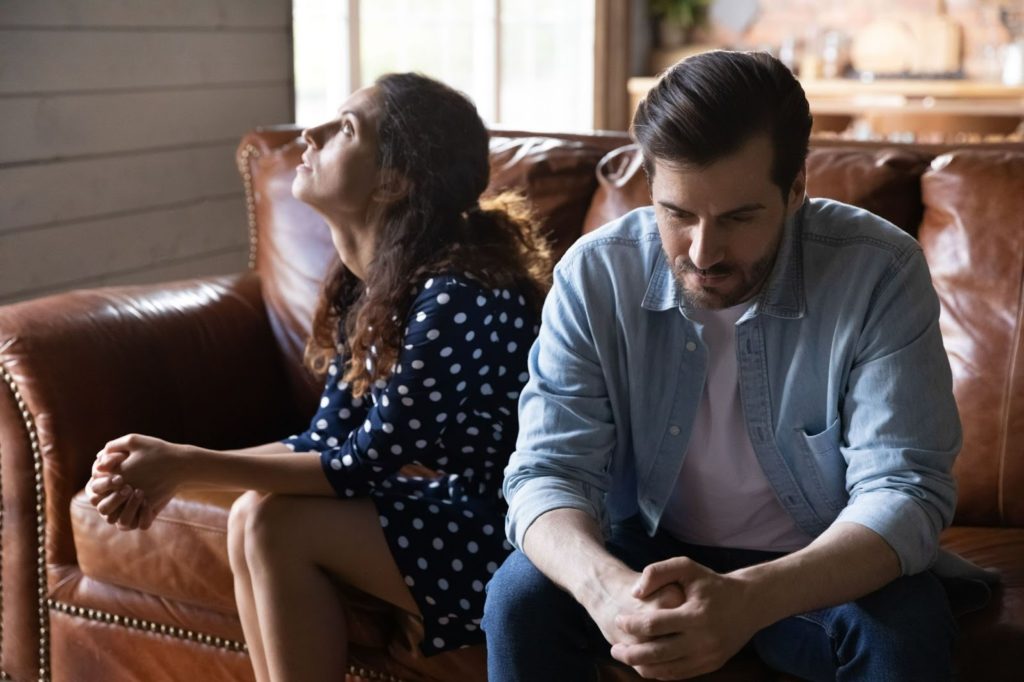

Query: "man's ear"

xmin=787 ymin=165 xmax=807 ymax=213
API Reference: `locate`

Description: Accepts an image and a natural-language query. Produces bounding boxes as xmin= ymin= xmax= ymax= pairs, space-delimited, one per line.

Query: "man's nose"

xmin=688 ymin=222 xmax=725 ymax=271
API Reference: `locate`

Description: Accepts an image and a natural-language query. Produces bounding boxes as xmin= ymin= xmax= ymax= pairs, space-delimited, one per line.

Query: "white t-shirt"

xmin=660 ymin=303 xmax=812 ymax=552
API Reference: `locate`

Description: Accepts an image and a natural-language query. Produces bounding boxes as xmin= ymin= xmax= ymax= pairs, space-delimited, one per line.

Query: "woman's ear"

xmin=371 ymin=169 xmax=410 ymax=204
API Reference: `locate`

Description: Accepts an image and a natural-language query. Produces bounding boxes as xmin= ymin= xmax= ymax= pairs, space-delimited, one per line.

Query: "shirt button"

xmin=685 ymin=341 xmax=697 ymax=351
xmin=669 ymin=425 xmax=681 ymax=436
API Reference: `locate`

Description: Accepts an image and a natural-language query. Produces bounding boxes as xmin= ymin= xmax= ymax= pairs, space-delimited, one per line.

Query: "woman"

xmin=86 ymin=72 xmax=551 ymax=682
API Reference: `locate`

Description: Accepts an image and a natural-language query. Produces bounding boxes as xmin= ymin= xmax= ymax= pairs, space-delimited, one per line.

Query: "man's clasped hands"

xmin=587 ymin=559 xmax=764 ymax=680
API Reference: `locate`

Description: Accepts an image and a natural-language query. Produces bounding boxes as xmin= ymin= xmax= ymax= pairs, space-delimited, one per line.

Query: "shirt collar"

xmin=640 ymin=199 xmax=807 ymax=319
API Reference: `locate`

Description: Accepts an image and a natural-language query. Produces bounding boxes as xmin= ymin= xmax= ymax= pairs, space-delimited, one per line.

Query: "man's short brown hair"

xmin=631 ymin=50 xmax=812 ymax=196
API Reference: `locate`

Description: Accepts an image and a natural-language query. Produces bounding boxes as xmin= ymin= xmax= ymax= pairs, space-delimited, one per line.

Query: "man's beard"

xmin=672 ymin=251 xmax=776 ymax=310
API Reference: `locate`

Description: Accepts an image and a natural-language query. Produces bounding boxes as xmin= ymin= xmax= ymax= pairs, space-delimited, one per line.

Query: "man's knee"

xmin=483 ymin=551 xmax=571 ymax=635
xmin=754 ymin=572 xmax=956 ymax=679
xmin=843 ymin=571 xmax=957 ymax=649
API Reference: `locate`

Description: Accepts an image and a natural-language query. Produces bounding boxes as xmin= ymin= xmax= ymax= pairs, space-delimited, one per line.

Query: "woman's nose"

xmin=301 ymin=124 xmax=324 ymax=149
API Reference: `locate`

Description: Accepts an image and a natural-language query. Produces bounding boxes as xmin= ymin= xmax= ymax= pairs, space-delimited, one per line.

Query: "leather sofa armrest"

xmin=0 ymin=272 xmax=299 ymax=574
xmin=0 ymin=272 xmax=304 ymax=677
xmin=0 ymin=271 xmax=302 ymax=677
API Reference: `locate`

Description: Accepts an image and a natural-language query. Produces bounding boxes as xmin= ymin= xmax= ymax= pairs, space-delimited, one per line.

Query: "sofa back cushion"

xmin=918 ymin=150 xmax=1024 ymax=527
xmin=582 ymin=144 xmax=652 ymax=233
xmin=487 ymin=134 xmax=625 ymax=260
xmin=804 ymin=147 xmax=931 ymax=236
xmin=582 ymin=144 xmax=931 ymax=235
xmin=237 ymin=128 xmax=623 ymax=408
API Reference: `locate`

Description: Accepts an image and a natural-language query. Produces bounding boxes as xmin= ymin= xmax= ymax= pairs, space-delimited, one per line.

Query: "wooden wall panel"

xmin=0 ymin=87 xmax=290 ymax=164
xmin=0 ymin=0 xmax=293 ymax=305
xmin=0 ymin=31 xmax=291 ymax=94
xmin=1 ymin=143 xmax=240 ymax=232
xmin=0 ymin=197 xmax=248 ymax=299
xmin=0 ymin=0 xmax=290 ymax=29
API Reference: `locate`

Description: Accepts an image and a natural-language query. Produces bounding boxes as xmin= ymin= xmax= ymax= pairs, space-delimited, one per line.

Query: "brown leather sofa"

xmin=1 ymin=126 xmax=1022 ymax=681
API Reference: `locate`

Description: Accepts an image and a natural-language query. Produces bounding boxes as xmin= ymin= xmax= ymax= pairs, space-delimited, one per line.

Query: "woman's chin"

xmin=291 ymin=175 xmax=308 ymax=201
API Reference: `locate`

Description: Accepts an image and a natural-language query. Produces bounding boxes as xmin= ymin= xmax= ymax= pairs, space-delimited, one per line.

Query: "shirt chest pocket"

xmin=793 ymin=417 xmax=847 ymax=517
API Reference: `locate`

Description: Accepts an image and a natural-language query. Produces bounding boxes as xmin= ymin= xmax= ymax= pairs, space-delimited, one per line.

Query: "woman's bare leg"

xmin=243 ymin=494 xmax=419 ymax=682
xmin=227 ymin=491 xmax=272 ymax=682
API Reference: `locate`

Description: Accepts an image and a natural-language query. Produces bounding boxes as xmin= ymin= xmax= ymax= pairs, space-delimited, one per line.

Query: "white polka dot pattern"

xmin=278 ymin=273 xmax=538 ymax=655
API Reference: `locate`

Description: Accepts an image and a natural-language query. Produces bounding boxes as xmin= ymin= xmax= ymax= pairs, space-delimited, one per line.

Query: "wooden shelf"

xmin=628 ymin=76 xmax=1024 ymax=102
xmin=626 ymin=75 xmax=1024 ymax=140
xmin=799 ymin=78 xmax=1024 ymax=101
xmin=628 ymin=76 xmax=1024 ymax=117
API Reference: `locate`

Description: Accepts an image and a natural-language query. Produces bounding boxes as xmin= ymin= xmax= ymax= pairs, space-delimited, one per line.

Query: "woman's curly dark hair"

xmin=305 ymin=73 xmax=553 ymax=396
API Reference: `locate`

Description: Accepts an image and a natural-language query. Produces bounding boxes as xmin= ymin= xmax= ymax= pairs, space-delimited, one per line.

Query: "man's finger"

xmin=633 ymin=557 xmax=699 ymax=598
xmin=616 ymin=608 xmax=691 ymax=640
xmin=610 ymin=635 xmax=687 ymax=667
xmin=634 ymin=654 xmax=721 ymax=682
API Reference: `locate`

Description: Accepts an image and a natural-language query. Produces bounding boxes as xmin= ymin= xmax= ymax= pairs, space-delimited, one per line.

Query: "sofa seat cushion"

xmin=71 ymin=488 xmax=424 ymax=654
xmin=940 ymin=526 xmax=1024 ymax=680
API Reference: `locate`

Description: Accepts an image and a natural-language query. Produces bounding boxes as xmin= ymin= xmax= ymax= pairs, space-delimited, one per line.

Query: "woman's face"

xmin=292 ymin=86 xmax=382 ymax=224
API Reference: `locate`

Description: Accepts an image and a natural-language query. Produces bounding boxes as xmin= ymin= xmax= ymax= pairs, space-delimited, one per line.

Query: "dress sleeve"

xmin=315 ymin=279 xmax=488 ymax=498
xmin=281 ymin=355 xmax=370 ymax=453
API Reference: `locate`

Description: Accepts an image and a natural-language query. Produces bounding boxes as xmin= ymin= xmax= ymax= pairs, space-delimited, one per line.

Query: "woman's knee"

xmin=228 ymin=491 xmax=289 ymax=569
xmin=227 ymin=491 xmax=264 ymax=569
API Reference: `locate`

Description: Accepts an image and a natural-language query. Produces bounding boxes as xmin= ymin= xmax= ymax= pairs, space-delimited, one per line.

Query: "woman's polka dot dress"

xmin=282 ymin=273 xmax=538 ymax=654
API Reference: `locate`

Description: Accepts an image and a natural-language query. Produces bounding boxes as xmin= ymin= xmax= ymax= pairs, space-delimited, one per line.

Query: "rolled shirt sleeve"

xmin=504 ymin=267 xmax=616 ymax=550
xmin=835 ymin=248 xmax=961 ymax=575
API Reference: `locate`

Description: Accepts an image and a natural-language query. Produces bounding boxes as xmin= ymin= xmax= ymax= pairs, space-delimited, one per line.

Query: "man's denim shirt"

xmin=505 ymin=198 xmax=963 ymax=577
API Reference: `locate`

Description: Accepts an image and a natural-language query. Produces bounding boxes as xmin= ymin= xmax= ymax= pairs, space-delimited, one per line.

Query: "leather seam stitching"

xmin=0 ymin=365 xmax=50 ymax=681
xmin=48 ymin=599 xmax=247 ymax=652
xmin=47 ymin=600 xmax=410 ymax=681
xmin=236 ymin=143 xmax=262 ymax=271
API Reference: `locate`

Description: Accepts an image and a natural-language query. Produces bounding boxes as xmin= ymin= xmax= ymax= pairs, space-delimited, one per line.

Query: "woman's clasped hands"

xmin=86 ymin=434 xmax=186 ymax=531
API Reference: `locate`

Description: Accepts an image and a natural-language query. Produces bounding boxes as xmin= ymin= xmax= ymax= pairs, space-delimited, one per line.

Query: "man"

xmin=482 ymin=51 xmax=970 ymax=681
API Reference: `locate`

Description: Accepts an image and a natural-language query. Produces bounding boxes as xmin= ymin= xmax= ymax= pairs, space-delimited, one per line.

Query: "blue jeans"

xmin=482 ymin=517 xmax=956 ymax=681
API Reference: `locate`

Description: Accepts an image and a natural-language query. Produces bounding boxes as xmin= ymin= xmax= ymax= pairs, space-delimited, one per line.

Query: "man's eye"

xmin=730 ymin=214 xmax=753 ymax=223
xmin=342 ymin=121 xmax=354 ymax=136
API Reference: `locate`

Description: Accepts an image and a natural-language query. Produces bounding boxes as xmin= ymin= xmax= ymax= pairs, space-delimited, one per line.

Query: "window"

xmin=293 ymin=0 xmax=595 ymax=130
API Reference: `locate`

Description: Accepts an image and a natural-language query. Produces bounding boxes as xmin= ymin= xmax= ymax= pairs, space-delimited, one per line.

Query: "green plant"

xmin=650 ymin=0 xmax=710 ymax=31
